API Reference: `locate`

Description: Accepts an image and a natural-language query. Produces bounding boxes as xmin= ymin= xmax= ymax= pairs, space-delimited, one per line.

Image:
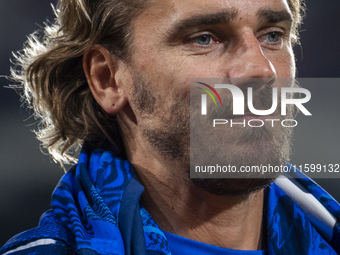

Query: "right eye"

xmin=186 ymin=33 xmax=220 ymax=47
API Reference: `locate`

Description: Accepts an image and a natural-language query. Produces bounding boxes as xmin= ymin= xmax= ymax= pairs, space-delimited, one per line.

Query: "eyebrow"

xmin=257 ymin=9 xmax=293 ymax=24
xmin=167 ymin=8 xmax=238 ymax=37
xmin=165 ymin=8 xmax=293 ymax=41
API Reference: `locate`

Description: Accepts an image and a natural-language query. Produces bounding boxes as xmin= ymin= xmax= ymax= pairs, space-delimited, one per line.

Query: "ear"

xmin=83 ymin=44 xmax=127 ymax=114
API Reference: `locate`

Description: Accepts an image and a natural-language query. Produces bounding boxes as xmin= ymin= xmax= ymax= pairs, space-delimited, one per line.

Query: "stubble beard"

xmin=131 ymin=72 xmax=294 ymax=196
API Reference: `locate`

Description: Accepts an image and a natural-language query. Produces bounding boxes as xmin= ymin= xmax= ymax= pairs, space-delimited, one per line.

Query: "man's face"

xmin=122 ymin=0 xmax=295 ymax=195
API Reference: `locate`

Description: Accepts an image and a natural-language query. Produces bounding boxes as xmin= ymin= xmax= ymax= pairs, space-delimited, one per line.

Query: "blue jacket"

xmin=1 ymin=145 xmax=340 ymax=254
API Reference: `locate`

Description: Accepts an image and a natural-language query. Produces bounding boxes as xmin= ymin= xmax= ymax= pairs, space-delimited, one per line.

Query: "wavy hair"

xmin=289 ymin=0 xmax=306 ymax=45
xmin=9 ymin=0 xmax=305 ymax=168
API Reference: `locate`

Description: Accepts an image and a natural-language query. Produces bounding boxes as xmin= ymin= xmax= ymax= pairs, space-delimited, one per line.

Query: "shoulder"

xmin=1 ymin=210 xmax=77 ymax=255
xmin=1 ymin=238 xmax=77 ymax=255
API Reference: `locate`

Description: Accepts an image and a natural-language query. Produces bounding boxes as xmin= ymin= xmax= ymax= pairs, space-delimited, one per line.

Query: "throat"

xmin=139 ymin=177 xmax=267 ymax=251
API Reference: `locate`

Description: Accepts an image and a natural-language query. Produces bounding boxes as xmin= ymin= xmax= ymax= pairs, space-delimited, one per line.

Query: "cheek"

xmin=132 ymin=52 xmax=205 ymax=93
xmin=269 ymin=47 xmax=296 ymax=78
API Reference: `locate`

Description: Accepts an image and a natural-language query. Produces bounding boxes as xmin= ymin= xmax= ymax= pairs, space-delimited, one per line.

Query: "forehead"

xmin=138 ymin=0 xmax=291 ymax=26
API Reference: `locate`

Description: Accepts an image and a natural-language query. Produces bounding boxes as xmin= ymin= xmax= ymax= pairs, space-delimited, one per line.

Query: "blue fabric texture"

xmin=164 ymin=231 xmax=268 ymax=255
xmin=1 ymin=144 xmax=340 ymax=254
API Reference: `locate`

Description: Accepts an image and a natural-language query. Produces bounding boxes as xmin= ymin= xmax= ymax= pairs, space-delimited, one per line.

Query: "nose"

xmin=228 ymin=32 xmax=276 ymax=90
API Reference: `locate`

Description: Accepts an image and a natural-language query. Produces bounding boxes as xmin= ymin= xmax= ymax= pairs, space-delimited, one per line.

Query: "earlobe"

xmin=83 ymin=44 xmax=127 ymax=115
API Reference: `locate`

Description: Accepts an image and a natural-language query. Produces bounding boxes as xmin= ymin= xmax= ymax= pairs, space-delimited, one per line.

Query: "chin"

xmin=190 ymin=177 xmax=276 ymax=197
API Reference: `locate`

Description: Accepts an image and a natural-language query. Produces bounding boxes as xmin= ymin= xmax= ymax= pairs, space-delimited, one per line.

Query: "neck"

xmin=132 ymin=159 xmax=265 ymax=251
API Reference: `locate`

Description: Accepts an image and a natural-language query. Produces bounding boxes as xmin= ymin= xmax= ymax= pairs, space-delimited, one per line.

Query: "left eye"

xmin=266 ymin=32 xmax=281 ymax=43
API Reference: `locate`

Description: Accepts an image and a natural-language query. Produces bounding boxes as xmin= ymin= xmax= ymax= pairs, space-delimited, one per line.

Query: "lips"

xmin=219 ymin=110 xmax=280 ymax=120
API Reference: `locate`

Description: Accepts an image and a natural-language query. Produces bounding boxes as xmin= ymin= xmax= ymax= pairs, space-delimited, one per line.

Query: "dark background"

xmin=1 ymin=0 xmax=340 ymax=246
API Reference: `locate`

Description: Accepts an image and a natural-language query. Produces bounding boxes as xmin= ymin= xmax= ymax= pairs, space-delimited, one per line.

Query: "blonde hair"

xmin=289 ymin=0 xmax=306 ymax=45
xmin=10 ymin=0 xmax=304 ymax=168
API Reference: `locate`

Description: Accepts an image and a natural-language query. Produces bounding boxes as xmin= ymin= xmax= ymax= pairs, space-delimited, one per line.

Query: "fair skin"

xmin=84 ymin=0 xmax=295 ymax=251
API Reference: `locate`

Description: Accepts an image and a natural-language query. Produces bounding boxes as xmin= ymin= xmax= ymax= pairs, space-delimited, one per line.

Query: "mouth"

xmin=224 ymin=111 xmax=280 ymax=121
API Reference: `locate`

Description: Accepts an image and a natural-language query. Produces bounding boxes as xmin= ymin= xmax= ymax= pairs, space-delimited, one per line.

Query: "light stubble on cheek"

xmin=130 ymin=70 xmax=191 ymax=162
